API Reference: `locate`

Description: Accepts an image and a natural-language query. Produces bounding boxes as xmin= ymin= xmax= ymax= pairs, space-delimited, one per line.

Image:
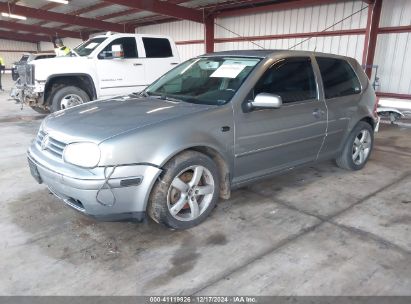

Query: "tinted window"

xmin=100 ymin=37 xmax=138 ymax=59
xmin=35 ymin=55 xmax=55 ymax=60
xmin=254 ymin=57 xmax=317 ymax=103
xmin=143 ymin=37 xmax=173 ymax=58
xmin=316 ymin=57 xmax=361 ymax=99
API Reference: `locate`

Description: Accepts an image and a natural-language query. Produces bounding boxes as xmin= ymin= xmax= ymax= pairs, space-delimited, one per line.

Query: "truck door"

xmin=140 ymin=37 xmax=180 ymax=84
xmin=96 ymin=37 xmax=146 ymax=97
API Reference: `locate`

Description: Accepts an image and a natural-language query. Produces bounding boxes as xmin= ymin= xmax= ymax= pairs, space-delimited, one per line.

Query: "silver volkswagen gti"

xmin=27 ymin=50 xmax=378 ymax=229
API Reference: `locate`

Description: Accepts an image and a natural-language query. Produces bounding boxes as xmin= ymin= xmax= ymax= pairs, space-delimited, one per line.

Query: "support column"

xmin=205 ymin=16 xmax=215 ymax=53
xmin=362 ymin=0 xmax=382 ymax=79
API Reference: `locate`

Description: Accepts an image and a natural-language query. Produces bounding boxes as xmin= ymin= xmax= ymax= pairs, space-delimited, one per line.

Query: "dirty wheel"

xmin=336 ymin=121 xmax=374 ymax=171
xmin=148 ymin=151 xmax=219 ymax=229
xmin=50 ymin=86 xmax=90 ymax=112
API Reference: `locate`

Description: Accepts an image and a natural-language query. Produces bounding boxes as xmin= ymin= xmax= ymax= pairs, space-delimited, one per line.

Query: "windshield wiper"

xmin=138 ymin=91 xmax=182 ymax=102
xmin=160 ymin=95 xmax=182 ymax=103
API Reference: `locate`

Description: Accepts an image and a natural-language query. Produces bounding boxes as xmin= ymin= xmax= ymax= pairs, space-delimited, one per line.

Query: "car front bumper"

xmin=27 ymin=143 xmax=162 ymax=221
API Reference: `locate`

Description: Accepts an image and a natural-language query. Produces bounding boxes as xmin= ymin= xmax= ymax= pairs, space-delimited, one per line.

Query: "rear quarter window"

xmin=316 ymin=57 xmax=361 ymax=99
xmin=143 ymin=37 xmax=173 ymax=58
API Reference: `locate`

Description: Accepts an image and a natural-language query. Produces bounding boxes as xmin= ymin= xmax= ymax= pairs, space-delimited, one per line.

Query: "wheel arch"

xmin=44 ymin=73 xmax=97 ymax=105
xmin=359 ymin=116 xmax=375 ymax=129
xmin=160 ymin=145 xmax=231 ymax=200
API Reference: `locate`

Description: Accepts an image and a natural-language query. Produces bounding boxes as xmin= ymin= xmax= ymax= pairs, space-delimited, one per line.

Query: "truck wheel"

xmin=336 ymin=121 xmax=374 ymax=171
xmin=148 ymin=151 xmax=220 ymax=229
xmin=50 ymin=86 xmax=90 ymax=112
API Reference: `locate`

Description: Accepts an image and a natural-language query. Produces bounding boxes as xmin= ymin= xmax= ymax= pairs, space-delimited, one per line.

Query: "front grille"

xmin=17 ymin=64 xmax=34 ymax=85
xmin=36 ymin=130 xmax=67 ymax=159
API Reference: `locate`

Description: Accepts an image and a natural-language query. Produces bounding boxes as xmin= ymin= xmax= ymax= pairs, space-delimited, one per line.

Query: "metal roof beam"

xmin=103 ymin=0 xmax=204 ymax=23
xmin=0 ymin=20 xmax=83 ymax=39
xmin=217 ymin=0 xmax=340 ymax=17
xmin=0 ymin=2 xmax=126 ymax=32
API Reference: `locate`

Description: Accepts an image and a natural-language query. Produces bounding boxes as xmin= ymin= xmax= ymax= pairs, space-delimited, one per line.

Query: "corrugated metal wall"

xmin=375 ymin=0 xmax=411 ymax=95
xmin=136 ymin=0 xmax=411 ymax=96
xmin=39 ymin=38 xmax=83 ymax=52
xmin=214 ymin=0 xmax=368 ymax=63
xmin=0 ymin=39 xmax=37 ymax=68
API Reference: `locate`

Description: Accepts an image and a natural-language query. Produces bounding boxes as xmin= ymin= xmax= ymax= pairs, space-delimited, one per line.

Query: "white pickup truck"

xmin=13 ymin=33 xmax=181 ymax=113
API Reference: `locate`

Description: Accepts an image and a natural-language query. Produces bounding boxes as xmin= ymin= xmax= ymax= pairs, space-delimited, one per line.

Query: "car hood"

xmin=43 ymin=95 xmax=215 ymax=143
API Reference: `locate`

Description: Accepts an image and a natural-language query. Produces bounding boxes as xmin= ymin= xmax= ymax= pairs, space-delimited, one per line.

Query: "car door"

xmin=96 ymin=37 xmax=146 ymax=98
xmin=140 ymin=37 xmax=180 ymax=84
xmin=314 ymin=57 xmax=363 ymax=158
xmin=233 ymin=56 xmax=327 ymax=185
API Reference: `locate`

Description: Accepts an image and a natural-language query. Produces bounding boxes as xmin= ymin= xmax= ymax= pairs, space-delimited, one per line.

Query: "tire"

xmin=148 ymin=151 xmax=220 ymax=229
xmin=30 ymin=106 xmax=49 ymax=114
xmin=336 ymin=121 xmax=374 ymax=171
xmin=50 ymin=85 xmax=90 ymax=112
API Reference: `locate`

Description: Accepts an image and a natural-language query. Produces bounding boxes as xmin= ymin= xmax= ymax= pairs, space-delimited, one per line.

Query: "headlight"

xmin=63 ymin=142 xmax=100 ymax=168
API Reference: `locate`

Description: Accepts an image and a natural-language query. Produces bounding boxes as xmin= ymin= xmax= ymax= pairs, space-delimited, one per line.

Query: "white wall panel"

xmin=380 ymin=0 xmax=411 ymax=27
xmin=39 ymin=38 xmax=83 ymax=52
xmin=374 ymin=32 xmax=411 ymax=94
xmin=0 ymin=39 xmax=37 ymax=68
xmin=137 ymin=20 xmax=204 ymax=41
xmin=215 ymin=35 xmax=365 ymax=63
xmin=215 ymin=0 xmax=368 ymax=39
xmin=176 ymin=43 xmax=205 ymax=61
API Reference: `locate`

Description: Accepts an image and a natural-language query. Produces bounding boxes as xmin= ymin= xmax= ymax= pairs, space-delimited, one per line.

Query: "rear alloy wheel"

xmin=352 ymin=129 xmax=372 ymax=166
xmin=336 ymin=121 xmax=374 ymax=171
xmin=148 ymin=151 xmax=219 ymax=229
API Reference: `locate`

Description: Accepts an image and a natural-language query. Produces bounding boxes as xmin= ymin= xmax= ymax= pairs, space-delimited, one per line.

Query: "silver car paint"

xmin=28 ymin=50 xmax=377 ymax=219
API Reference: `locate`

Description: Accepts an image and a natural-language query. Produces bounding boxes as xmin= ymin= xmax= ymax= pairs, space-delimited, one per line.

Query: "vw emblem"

xmin=41 ymin=134 xmax=49 ymax=150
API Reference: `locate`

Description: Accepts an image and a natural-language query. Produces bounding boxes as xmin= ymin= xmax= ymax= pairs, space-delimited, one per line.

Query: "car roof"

xmin=202 ymin=49 xmax=353 ymax=61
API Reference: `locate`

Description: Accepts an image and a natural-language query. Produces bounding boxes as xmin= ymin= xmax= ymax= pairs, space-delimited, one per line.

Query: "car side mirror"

xmin=247 ymin=93 xmax=282 ymax=111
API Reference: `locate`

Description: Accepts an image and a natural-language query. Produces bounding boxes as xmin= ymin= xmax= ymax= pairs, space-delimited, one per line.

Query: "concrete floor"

xmin=0 ymin=74 xmax=410 ymax=295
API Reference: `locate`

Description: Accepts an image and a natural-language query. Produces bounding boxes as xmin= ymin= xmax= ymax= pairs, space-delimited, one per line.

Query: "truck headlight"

xmin=63 ymin=142 xmax=100 ymax=168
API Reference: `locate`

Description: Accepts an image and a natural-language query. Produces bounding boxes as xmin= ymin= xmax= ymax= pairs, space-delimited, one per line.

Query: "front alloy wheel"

xmin=167 ymin=165 xmax=215 ymax=221
xmin=148 ymin=151 xmax=220 ymax=229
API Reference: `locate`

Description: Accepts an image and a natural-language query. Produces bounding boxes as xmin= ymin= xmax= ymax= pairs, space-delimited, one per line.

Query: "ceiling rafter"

xmin=103 ymin=0 xmax=204 ymax=23
xmin=0 ymin=2 xmax=126 ymax=32
xmin=0 ymin=19 xmax=83 ymax=39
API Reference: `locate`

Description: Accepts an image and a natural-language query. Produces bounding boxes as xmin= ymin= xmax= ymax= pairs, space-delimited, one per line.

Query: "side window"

xmin=100 ymin=37 xmax=138 ymax=59
xmin=316 ymin=57 xmax=361 ymax=99
xmin=254 ymin=57 xmax=317 ymax=103
xmin=143 ymin=37 xmax=173 ymax=58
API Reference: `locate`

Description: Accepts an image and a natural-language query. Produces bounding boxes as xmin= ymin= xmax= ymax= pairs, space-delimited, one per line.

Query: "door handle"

xmin=133 ymin=63 xmax=143 ymax=66
xmin=312 ymin=108 xmax=325 ymax=118
xmin=170 ymin=62 xmax=179 ymax=65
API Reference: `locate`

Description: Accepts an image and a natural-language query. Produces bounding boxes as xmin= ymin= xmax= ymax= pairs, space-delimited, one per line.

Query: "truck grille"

xmin=36 ymin=130 xmax=67 ymax=159
xmin=17 ymin=64 xmax=34 ymax=85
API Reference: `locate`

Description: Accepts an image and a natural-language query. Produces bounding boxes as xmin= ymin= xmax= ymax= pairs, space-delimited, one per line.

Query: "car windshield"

xmin=145 ymin=56 xmax=261 ymax=105
xmin=72 ymin=37 xmax=107 ymax=57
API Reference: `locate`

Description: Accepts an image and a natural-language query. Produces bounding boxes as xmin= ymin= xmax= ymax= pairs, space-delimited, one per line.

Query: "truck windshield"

xmin=73 ymin=37 xmax=107 ymax=57
xmin=145 ymin=56 xmax=261 ymax=105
